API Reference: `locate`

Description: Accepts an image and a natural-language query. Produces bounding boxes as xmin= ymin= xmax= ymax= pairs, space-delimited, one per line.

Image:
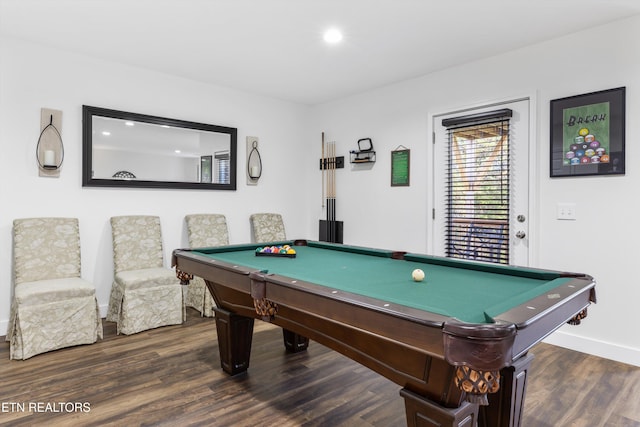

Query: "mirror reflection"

xmin=82 ymin=106 xmax=237 ymax=190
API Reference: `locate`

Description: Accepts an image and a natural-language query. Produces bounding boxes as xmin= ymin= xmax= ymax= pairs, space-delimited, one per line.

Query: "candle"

xmin=250 ymin=166 xmax=260 ymax=178
xmin=44 ymin=150 xmax=55 ymax=166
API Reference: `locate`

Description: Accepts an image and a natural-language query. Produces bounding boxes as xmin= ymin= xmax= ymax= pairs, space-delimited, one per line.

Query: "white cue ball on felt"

xmin=412 ymin=269 xmax=425 ymax=282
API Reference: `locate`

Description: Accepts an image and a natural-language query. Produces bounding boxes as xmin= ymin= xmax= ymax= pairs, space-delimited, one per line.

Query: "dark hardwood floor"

xmin=0 ymin=309 xmax=638 ymax=427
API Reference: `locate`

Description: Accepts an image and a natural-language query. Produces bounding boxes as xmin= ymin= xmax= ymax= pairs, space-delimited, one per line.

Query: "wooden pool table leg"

xmin=401 ymin=388 xmax=479 ymax=427
xmin=282 ymin=329 xmax=309 ymax=353
xmin=401 ymin=352 xmax=534 ymax=427
xmin=479 ymin=353 xmax=534 ymax=427
xmin=213 ymin=306 xmax=255 ymax=375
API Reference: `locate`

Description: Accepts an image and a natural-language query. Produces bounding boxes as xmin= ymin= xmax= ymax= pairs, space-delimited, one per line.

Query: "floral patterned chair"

xmin=249 ymin=213 xmax=286 ymax=243
xmin=184 ymin=214 xmax=229 ymax=317
xmin=107 ymin=215 xmax=184 ymax=335
xmin=7 ymin=218 xmax=103 ymax=360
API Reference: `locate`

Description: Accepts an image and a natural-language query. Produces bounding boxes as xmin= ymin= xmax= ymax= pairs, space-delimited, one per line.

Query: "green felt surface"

xmin=194 ymin=242 xmax=568 ymax=323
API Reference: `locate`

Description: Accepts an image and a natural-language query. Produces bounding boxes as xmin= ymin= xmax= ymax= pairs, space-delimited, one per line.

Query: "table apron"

xmin=206 ymin=277 xmax=465 ymax=407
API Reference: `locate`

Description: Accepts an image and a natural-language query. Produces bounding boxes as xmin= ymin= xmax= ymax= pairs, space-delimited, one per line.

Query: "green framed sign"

xmin=391 ymin=149 xmax=410 ymax=186
xmin=550 ymin=87 xmax=625 ymax=177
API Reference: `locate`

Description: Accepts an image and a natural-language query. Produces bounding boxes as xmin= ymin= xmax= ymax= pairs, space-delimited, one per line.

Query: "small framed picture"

xmin=550 ymin=87 xmax=625 ymax=177
xmin=391 ymin=149 xmax=410 ymax=186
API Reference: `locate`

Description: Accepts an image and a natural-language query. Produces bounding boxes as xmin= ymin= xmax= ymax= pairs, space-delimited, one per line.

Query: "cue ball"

xmin=412 ymin=269 xmax=425 ymax=282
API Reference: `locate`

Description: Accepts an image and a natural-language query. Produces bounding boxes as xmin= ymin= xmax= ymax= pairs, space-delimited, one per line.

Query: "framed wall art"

xmin=391 ymin=147 xmax=410 ymax=186
xmin=550 ymin=87 xmax=625 ymax=177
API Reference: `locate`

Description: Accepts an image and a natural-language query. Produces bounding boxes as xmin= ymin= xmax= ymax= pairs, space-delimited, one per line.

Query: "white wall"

xmin=0 ymin=36 xmax=311 ymax=328
xmin=2 ymin=15 xmax=639 ymax=368
xmin=307 ymin=15 xmax=640 ymax=366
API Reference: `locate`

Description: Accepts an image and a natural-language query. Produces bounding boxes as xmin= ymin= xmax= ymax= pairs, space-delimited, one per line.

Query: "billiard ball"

xmin=412 ymin=269 xmax=425 ymax=282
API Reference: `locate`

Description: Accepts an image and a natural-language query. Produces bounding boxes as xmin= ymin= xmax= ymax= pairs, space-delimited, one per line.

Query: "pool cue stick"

xmin=328 ymin=142 xmax=332 ymax=242
xmin=327 ymin=142 xmax=331 ymax=211
xmin=334 ymin=142 xmax=338 ymax=242
xmin=334 ymin=142 xmax=337 ymax=242
xmin=326 ymin=140 xmax=331 ymax=240
xmin=330 ymin=141 xmax=336 ymax=242
xmin=328 ymin=141 xmax=332 ymax=242
xmin=334 ymin=141 xmax=337 ymax=242
xmin=321 ymin=132 xmax=325 ymax=208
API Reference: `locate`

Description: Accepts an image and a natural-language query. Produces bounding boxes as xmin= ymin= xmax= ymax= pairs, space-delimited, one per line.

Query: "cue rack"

xmin=319 ymin=132 xmax=344 ymax=243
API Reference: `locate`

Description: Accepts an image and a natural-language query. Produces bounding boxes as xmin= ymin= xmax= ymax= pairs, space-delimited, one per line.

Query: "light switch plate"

xmin=556 ymin=203 xmax=576 ymax=220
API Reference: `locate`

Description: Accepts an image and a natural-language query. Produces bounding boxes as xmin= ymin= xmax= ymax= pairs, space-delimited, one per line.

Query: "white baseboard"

xmin=543 ymin=330 xmax=640 ymax=367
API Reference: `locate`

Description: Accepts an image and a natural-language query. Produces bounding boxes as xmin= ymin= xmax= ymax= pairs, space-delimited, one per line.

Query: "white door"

xmin=432 ymin=99 xmax=530 ymax=266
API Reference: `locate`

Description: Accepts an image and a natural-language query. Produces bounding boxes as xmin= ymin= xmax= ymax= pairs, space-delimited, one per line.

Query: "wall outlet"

xmin=556 ymin=203 xmax=577 ymax=220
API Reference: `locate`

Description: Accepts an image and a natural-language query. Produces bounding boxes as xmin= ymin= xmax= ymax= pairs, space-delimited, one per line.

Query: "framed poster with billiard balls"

xmin=550 ymin=87 xmax=625 ymax=177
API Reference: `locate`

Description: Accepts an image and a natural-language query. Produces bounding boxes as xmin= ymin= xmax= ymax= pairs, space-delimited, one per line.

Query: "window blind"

xmin=442 ymin=109 xmax=512 ymax=264
xmin=215 ymin=151 xmax=230 ymax=184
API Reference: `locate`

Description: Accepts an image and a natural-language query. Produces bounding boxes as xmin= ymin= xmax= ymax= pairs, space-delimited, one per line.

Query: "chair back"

xmin=185 ymin=214 xmax=229 ymax=248
xmin=250 ymin=213 xmax=286 ymax=243
xmin=111 ymin=215 xmax=164 ymax=273
xmin=13 ymin=217 xmax=82 ymax=285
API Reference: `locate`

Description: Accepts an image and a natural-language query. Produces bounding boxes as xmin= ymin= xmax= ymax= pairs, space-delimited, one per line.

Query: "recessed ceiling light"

xmin=125 ymin=121 xmax=135 ymax=126
xmin=175 ymin=150 xmax=181 ymax=154
xmin=323 ymin=28 xmax=343 ymax=44
xmin=102 ymin=131 xmax=111 ymax=136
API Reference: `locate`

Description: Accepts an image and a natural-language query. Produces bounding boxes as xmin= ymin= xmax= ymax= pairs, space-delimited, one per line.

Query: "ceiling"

xmin=1 ymin=0 xmax=639 ymax=105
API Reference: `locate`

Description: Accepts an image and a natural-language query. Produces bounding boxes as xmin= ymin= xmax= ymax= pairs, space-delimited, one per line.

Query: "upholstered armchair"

xmin=106 ymin=215 xmax=184 ymax=335
xmin=249 ymin=213 xmax=286 ymax=243
xmin=184 ymin=214 xmax=229 ymax=317
xmin=7 ymin=218 xmax=102 ymax=360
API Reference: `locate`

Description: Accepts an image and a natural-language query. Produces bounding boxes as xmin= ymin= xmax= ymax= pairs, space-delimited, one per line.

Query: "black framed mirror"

xmin=82 ymin=105 xmax=237 ymax=190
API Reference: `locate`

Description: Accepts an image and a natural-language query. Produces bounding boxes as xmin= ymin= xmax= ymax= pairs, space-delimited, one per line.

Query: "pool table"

xmin=172 ymin=240 xmax=595 ymax=427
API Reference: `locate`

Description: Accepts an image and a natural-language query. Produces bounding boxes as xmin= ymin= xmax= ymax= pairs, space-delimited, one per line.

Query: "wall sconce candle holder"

xmin=246 ymin=136 xmax=262 ymax=185
xmin=36 ymin=108 xmax=64 ymax=177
